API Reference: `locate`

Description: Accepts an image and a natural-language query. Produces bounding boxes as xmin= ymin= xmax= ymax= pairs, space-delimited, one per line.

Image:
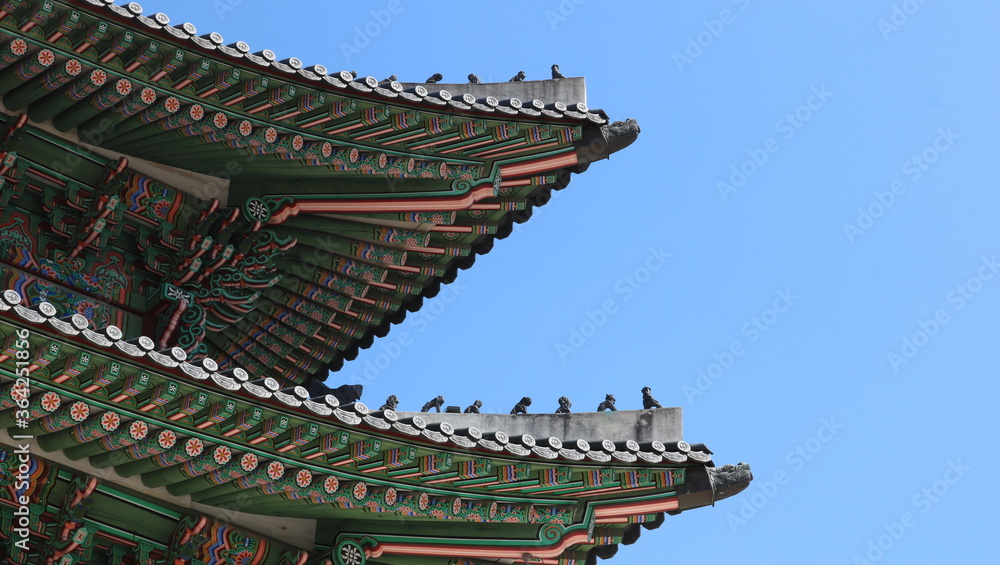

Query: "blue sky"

xmin=142 ymin=1 xmax=997 ymax=562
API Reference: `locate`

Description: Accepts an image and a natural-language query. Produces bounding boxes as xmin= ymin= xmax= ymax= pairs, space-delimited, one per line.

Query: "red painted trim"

xmin=500 ymin=151 xmax=578 ymax=178
xmin=368 ymin=531 xmax=592 ymax=561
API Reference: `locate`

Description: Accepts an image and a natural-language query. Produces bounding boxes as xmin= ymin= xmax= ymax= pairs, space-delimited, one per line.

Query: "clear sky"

xmin=141 ymin=1 xmax=997 ymax=562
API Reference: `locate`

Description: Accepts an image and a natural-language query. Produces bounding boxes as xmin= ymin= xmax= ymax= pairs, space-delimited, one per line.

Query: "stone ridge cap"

xmin=396 ymin=408 xmax=686 ymax=444
xmin=0 ymin=289 xmax=712 ymax=468
xmin=64 ymin=0 xmax=608 ymax=124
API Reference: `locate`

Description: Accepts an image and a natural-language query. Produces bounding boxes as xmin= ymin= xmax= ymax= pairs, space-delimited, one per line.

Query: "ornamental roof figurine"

xmin=382 ymin=74 xmax=397 ymax=82
xmin=642 ymin=386 xmax=663 ymax=409
xmin=464 ymin=400 xmax=483 ymax=413
xmin=556 ymin=396 xmax=572 ymax=414
xmin=468 ymin=73 xmax=481 ymax=84
xmin=380 ymin=395 xmax=399 ymax=411
xmin=425 ymin=72 xmax=443 ymax=83
xmin=552 ymin=64 xmax=566 ymax=79
xmin=511 ymin=397 xmax=532 ymax=414
xmin=509 ymin=70 xmax=527 ymax=82
xmin=421 ymin=395 xmax=445 ymax=413
xmin=597 ymin=394 xmax=618 ymax=412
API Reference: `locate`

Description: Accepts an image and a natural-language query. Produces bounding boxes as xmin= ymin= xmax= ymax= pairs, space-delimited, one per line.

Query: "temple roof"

xmin=0 ymin=0 xmax=640 ymax=387
xmin=0 ymin=3 xmax=755 ymax=563
xmin=0 ymin=289 xmax=751 ymax=563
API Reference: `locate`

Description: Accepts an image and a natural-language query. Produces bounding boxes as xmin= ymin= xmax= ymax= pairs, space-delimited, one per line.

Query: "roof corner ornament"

xmin=574 ymin=118 xmax=641 ymax=169
xmin=468 ymin=73 xmax=480 ymax=84
xmin=555 ymin=396 xmax=572 ymax=414
xmin=425 ymin=73 xmax=442 ymax=84
xmin=510 ymin=397 xmax=532 ymax=415
xmin=709 ymin=462 xmax=754 ymax=503
xmin=306 ymin=379 xmax=364 ymax=405
xmin=508 ymin=71 xmax=526 ymax=82
xmin=379 ymin=395 xmax=399 ymax=411
xmin=596 ymin=394 xmax=617 ymax=412
xmin=551 ymin=64 xmax=565 ymax=79
xmin=421 ymin=395 xmax=445 ymax=412
xmin=642 ymin=387 xmax=663 ymax=409
xmin=464 ymin=400 xmax=483 ymax=413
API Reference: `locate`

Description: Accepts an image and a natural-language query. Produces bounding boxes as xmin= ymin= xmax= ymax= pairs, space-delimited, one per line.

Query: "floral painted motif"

xmin=140 ymin=87 xmax=157 ymax=104
xmin=74 ymin=300 xmax=99 ymax=320
xmin=164 ymin=97 xmax=180 ymax=113
xmin=240 ymin=452 xmax=258 ymax=471
xmin=324 ymin=475 xmax=339 ymax=494
xmin=38 ymin=49 xmax=55 ymax=66
xmin=151 ymin=200 xmax=170 ymax=219
xmin=10 ymin=39 xmax=27 ymax=55
xmin=184 ymin=438 xmax=204 ymax=457
xmin=384 ymin=487 xmax=397 ymax=506
xmin=11 ymin=382 xmax=30 ymax=402
xmin=40 ymin=392 xmax=60 ymax=412
xmin=90 ymin=69 xmax=107 ymax=86
xmin=69 ymin=402 xmax=89 ymax=422
xmin=295 ymin=469 xmax=312 ymax=488
xmin=213 ymin=446 xmax=232 ymax=465
xmin=129 ymin=420 xmax=148 ymax=440
xmin=213 ymin=112 xmax=228 ymax=128
xmin=352 ymin=482 xmax=367 ymax=500
xmin=158 ymin=429 xmax=177 ymax=449
xmin=115 ymin=78 xmax=131 ymax=95
xmin=264 ymin=128 xmax=278 ymax=143
xmin=65 ymin=59 xmax=82 ymax=75
xmin=291 ymin=135 xmax=304 ymax=150
xmin=321 ymin=142 xmax=333 ymax=158
xmin=100 ymin=411 xmax=121 ymax=431
xmin=266 ymin=461 xmax=284 ymax=480
xmin=418 ymin=492 xmax=430 ymax=511
xmin=238 ymin=120 xmax=253 ymax=136
xmin=190 ymin=104 xmax=205 ymax=120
